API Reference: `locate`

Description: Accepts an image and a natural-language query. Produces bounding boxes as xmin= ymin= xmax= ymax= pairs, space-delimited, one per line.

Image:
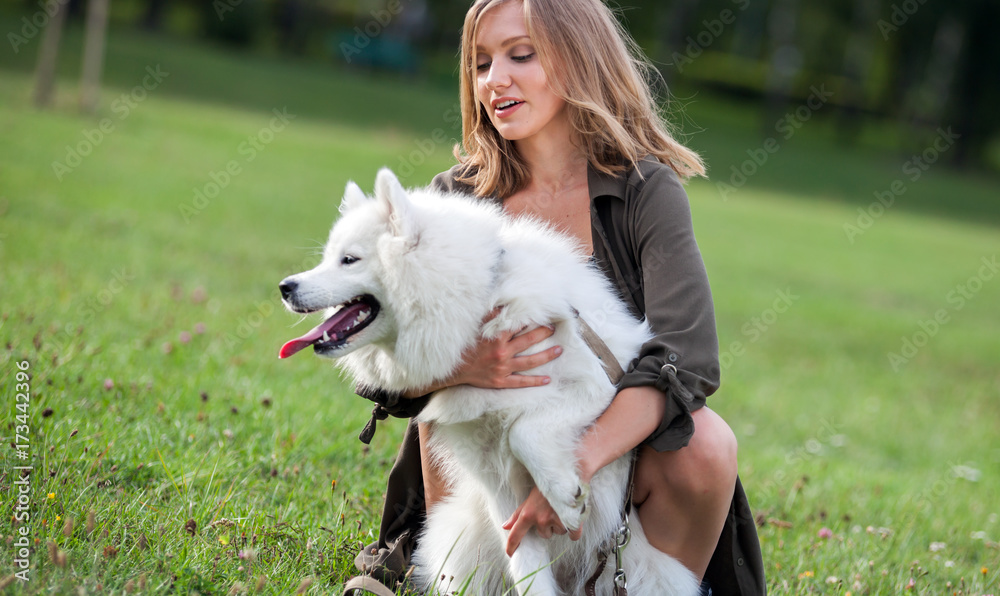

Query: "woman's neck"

xmin=514 ymin=126 xmax=588 ymax=195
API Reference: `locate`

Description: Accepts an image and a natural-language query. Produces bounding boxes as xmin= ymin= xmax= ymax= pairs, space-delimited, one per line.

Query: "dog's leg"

xmin=413 ymin=490 xmax=508 ymax=596
xmin=507 ymin=415 xmax=589 ymax=532
xmin=508 ymin=532 xmax=560 ymax=596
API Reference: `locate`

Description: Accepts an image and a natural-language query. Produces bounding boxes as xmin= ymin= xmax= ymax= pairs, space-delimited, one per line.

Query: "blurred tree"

xmin=763 ymin=0 xmax=802 ymax=133
xmin=32 ymin=0 xmax=68 ymax=108
xmin=946 ymin=0 xmax=1000 ymax=166
xmin=880 ymin=0 xmax=1000 ymax=166
xmin=657 ymin=0 xmax=699 ymax=87
xmin=141 ymin=0 xmax=169 ymax=31
xmin=204 ymin=0 xmax=265 ymax=46
xmin=835 ymin=0 xmax=879 ymax=144
xmin=80 ymin=0 xmax=110 ymax=114
xmin=274 ymin=0 xmax=307 ymax=54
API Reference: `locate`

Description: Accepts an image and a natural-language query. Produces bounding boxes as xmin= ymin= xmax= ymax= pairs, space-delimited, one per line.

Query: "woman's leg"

xmin=418 ymin=421 xmax=450 ymax=510
xmin=632 ymin=406 xmax=738 ymax=581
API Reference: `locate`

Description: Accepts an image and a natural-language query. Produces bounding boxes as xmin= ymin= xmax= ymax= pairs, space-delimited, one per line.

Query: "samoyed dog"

xmin=278 ymin=169 xmax=697 ymax=596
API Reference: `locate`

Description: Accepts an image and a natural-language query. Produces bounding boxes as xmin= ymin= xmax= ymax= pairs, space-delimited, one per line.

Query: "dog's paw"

xmin=548 ymin=481 xmax=590 ymax=532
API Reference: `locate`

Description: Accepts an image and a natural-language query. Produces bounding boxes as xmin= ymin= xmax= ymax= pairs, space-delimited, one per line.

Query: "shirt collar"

xmin=587 ymin=161 xmax=628 ymax=203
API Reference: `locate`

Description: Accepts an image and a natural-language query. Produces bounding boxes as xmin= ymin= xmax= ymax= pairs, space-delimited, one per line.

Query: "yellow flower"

xmin=798 ymin=570 xmax=815 ymax=579
xmin=47 ymin=493 xmax=55 ymax=500
xmin=982 ymin=567 xmax=989 ymax=575
xmin=56 ymin=515 xmax=61 ymax=521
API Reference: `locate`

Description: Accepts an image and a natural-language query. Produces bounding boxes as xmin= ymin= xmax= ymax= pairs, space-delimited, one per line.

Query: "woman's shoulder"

xmin=594 ymin=156 xmax=689 ymax=220
xmin=625 ymin=156 xmax=685 ymax=197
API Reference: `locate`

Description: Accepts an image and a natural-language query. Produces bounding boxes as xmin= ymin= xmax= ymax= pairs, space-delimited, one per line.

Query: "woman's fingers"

xmin=508 ymin=324 xmax=556 ymax=352
xmin=503 ymin=488 xmax=569 ymax=556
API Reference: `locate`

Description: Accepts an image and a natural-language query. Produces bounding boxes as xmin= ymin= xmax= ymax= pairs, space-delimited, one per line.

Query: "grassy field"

xmin=1 ymin=20 xmax=999 ymax=596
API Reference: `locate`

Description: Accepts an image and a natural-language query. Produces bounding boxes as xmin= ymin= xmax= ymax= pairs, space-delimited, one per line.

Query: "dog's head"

xmin=277 ymin=168 xmax=506 ymax=389
xmin=277 ymin=168 xmax=417 ymax=360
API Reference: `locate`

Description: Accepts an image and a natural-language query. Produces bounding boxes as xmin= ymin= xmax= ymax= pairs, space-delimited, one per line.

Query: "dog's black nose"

xmin=278 ymin=279 xmax=298 ymax=300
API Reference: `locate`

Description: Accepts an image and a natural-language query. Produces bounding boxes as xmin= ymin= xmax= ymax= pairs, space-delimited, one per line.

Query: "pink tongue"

xmin=278 ymin=302 xmax=368 ymax=359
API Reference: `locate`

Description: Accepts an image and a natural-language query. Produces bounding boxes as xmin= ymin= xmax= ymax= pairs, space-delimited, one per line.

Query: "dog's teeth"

xmin=322 ymin=331 xmax=330 ymax=341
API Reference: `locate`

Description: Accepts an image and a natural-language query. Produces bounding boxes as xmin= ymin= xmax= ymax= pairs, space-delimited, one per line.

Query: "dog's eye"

xmin=341 ymin=254 xmax=360 ymax=266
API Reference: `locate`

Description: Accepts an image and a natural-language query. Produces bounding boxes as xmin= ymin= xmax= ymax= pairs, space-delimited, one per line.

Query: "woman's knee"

xmin=691 ymin=407 xmax=739 ymax=480
xmin=636 ymin=408 xmax=738 ymax=501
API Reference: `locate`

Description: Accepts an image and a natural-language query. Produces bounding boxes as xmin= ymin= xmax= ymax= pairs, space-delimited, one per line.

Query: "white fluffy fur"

xmin=281 ymin=169 xmax=698 ymax=596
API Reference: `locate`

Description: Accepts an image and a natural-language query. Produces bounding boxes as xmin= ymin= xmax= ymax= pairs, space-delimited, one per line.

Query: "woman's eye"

xmin=511 ymin=53 xmax=535 ymax=62
xmin=476 ymin=61 xmax=491 ymax=71
xmin=341 ymin=255 xmax=359 ymax=265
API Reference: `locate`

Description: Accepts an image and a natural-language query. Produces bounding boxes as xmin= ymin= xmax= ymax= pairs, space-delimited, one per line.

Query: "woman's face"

xmin=474 ymin=1 xmax=568 ymax=144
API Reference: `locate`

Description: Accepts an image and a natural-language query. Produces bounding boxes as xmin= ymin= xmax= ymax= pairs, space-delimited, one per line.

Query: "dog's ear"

xmin=374 ymin=168 xmax=416 ymax=241
xmin=339 ymin=181 xmax=370 ymax=213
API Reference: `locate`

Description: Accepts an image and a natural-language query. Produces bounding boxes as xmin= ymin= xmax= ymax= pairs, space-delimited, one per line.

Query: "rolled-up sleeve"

xmin=615 ymin=166 xmax=720 ymax=452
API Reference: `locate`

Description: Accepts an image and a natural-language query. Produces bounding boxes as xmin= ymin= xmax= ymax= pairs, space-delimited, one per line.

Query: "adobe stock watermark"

xmin=392 ymin=103 xmax=461 ymax=182
xmin=212 ymin=0 xmax=250 ymax=21
xmin=670 ymin=0 xmax=750 ymax=73
xmin=340 ymin=0 xmax=404 ymax=64
xmin=887 ymin=255 xmax=997 ymax=371
xmin=898 ymin=461 xmax=980 ymax=516
xmin=877 ymin=0 xmax=930 ymax=40
xmin=51 ymin=65 xmax=170 ymax=181
xmin=716 ymin=85 xmax=834 ymax=201
xmin=50 ymin=268 xmax=137 ymax=364
xmin=844 ymin=127 xmax=959 ymax=244
xmin=179 ymin=107 xmax=295 ymax=223
xmin=755 ymin=417 xmax=845 ymax=502
xmin=7 ymin=0 xmax=70 ymax=54
xmin=719 ymin=287 xmax=799 ymax=370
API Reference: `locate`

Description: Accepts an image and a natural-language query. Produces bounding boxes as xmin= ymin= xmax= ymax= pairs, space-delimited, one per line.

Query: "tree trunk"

xmin=80 ymin=0 xmax=111 ymax=114
xmin=141 ymin=0 xmax=168 ymax=31
xmin=763 ymin=0 xmax=801 ymax=135
xmin=836 ymin=0 xmax=880 ymax=145
xmin=33 ymin=0 xmax=69 ymax=109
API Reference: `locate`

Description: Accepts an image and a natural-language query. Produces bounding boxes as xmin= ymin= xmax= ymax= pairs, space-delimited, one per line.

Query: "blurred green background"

xmin=0 ymin=0 xmax=998 ymax=594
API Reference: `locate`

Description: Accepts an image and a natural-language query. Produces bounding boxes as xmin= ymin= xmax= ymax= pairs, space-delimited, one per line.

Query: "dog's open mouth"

xmin=279 ymin=295 xmax=380 ymax=359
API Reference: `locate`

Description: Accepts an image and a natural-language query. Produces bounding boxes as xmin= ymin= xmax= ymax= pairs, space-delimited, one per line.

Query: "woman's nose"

xmin=484 ymin=61 xmax=510 ymax=91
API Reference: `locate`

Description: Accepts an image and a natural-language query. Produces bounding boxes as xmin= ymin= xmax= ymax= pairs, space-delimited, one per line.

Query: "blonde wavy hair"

xmin=455 ymin=0 xmax=706 ymax=198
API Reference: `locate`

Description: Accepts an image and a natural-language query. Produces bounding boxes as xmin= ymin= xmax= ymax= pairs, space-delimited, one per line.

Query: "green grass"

xmin=1 ymin=21 xmax=999 ymax=596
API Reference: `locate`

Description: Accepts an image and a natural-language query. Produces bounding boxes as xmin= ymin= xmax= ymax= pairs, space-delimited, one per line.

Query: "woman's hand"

xmin=503 ymin=486 xmax=583 ymax=555
xmin=402 ymin=309 xmax=562 ymax=398
xmin=451 ymin=307 xmax=563 ymax=389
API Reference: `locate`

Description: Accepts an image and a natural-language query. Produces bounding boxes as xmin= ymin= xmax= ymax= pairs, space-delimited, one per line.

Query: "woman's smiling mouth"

xmin=492 ymin=97 xmax=524 ymax=118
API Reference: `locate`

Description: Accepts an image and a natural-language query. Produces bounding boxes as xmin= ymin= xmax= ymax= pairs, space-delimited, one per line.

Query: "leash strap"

xmin=583 ymin=450 xmax=636 ymax=596
xmin=574 ymin=309 xmax=626 ymax=385
xmin=342 ymin=575 xmax=397 ymax=596
xmin=574 ymin=308 xmax=636 ymax=596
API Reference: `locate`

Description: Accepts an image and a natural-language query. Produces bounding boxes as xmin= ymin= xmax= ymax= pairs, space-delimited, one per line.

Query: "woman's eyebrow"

xmin=476 ymin=35 xmax=531 ymax=51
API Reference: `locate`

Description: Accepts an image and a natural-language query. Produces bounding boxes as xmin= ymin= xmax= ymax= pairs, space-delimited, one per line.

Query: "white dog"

xmin=278 ymin=169 xmax=697 ymax=596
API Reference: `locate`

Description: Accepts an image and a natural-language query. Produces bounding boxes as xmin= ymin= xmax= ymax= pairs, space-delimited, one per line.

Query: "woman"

xmin=346 ymin=0 xmax=765 ymax=594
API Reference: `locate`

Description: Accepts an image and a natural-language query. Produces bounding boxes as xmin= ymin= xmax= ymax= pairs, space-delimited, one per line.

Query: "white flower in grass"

xmin=929 ymin=542 xmax=947 ymax=552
